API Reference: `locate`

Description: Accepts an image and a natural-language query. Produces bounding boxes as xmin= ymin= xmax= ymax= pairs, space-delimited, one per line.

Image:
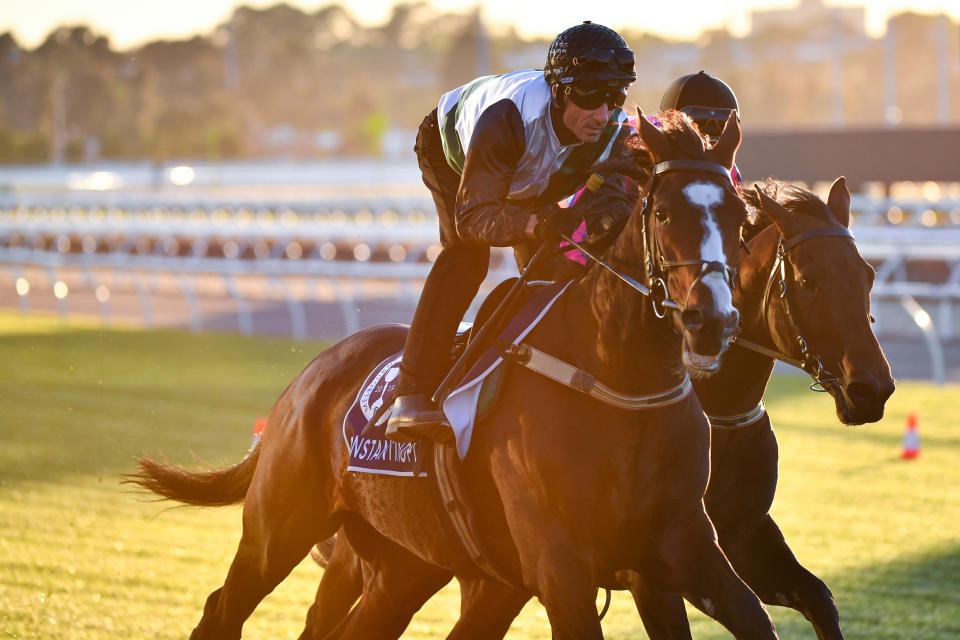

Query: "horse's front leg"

xmin=532 ymin=549 xmax=604 ymax=640
xmin=658 ymin=503 xmax=779 ymax=640
xmin=446 ymin=577 xmax=530 ymax=640
xmin=299 ymin=535 xmax=363 ymax=640
xmin=723 ymin=514 xmax=843 ymax=640
xmin=616 ymin=570 xmax=692 ymax=640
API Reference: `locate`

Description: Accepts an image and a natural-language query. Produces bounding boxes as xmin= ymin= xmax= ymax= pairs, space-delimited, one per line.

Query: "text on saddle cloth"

xmin=342 ymin=280 xmax=571 ymax=475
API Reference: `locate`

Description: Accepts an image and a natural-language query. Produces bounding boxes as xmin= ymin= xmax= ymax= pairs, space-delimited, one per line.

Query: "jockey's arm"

xmin=454 ymin=101 xmax=555 ymax=247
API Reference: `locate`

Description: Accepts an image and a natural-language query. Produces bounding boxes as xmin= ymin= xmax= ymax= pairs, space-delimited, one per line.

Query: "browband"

xmin=652 ymin=159 xmax=731 ymax=183
xmin=781 ymin=227 xmax=854 ymax=252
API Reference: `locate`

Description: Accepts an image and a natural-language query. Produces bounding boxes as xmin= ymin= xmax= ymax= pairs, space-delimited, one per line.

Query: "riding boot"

xmin=385 ymin=243 xmax=489 ymax=444
xmin=384 ymin=387 xmax=454 ymax=444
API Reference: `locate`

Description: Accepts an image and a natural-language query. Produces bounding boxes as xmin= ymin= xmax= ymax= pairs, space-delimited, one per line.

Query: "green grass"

xmin=1 ymin=311 xmax=958 ymax=639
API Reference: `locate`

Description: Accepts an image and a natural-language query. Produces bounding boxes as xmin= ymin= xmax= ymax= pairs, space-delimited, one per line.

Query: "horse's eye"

xmin=655 ymin=210 xmax=669 ymax=222
xmin=799 ymin=276 xmax=816 ymax=290
xmin=869 ymin=314 xmax=876 ymax=323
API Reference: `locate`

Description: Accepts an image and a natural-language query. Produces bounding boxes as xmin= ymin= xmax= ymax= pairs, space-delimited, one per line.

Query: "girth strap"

xmin=501 ymin=343 xmax=692 ymax=410
xmin=707 ymin=401 xmax=766 ymax=429
xmin=432 ymin=443 xmax=517 ymax=587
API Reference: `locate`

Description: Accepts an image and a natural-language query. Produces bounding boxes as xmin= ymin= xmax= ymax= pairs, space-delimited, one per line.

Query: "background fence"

xmin=2 ymin=187 xmax=959 ymax=383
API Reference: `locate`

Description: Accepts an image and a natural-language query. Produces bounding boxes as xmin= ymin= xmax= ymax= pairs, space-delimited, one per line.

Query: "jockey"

xmin=385 ymin=21 xmax=637 ymax=443
xmin=560 ymin=71 xmax=744 ymax=269
xmin=658 ymin=70 xmax=742 ymax=185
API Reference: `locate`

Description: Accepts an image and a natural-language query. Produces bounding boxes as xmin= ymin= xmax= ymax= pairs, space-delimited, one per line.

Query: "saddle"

xmin=342 ymin=278 xmax=567 ymax=585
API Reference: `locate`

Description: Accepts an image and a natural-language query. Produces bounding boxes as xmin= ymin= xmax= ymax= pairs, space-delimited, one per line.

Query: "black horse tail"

xmin=124 ymin=444 xmax=260 ymax=507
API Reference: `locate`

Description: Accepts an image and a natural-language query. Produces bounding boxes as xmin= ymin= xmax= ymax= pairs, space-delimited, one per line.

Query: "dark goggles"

xmin=564 ymin=84 xmax=629 ymax=110
xmin=680 ymin=106 xmax=736 ymax=137
xmin=571 ymin=47 xmax=635 ymax=75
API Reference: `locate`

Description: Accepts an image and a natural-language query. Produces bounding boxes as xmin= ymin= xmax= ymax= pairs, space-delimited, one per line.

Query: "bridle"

xmin=561 ymin=158 xmax=739 ymax=320
xmin=736 ymin=225 xmax=855 ymax=391
xmin=642 ymin=159 xmax=739 ymax=318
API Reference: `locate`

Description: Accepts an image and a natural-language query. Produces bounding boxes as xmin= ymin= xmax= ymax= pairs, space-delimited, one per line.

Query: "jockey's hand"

xmin=577 ymin=174 xmax=636 ymax=238
xmin=534 ymin=206 xmax=582 ymax=243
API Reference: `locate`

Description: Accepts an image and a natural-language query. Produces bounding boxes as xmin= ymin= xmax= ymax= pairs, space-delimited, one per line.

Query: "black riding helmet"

xmin=660 ymin=71 xmax=739 ymax=140
xmin=545 ymin=21 xmax=636 ymax=110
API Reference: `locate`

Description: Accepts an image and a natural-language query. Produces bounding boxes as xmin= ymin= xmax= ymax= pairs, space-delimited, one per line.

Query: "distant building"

xmin=750 ymin=0 xmax=867 ymax=39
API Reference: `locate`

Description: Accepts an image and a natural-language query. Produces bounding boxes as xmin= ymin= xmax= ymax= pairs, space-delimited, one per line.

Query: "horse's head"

xmin=747 ymin=178 xmax=895 ymax=424
xmin=635 ymin=110 xmax=746 ymax=375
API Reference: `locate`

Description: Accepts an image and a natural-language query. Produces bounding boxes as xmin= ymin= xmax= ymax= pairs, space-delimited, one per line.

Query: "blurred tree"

xmin=0 ymin=3 xmax=957 ymax=163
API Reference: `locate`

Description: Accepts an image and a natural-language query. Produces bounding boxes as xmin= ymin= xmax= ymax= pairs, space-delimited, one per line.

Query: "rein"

xmin=736 ymin=225 xmax=855 ymax=392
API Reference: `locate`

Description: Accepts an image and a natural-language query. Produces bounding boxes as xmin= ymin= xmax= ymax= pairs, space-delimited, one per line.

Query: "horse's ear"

xmin=637 ymin=108 xmax=671 ymax=161
xmin=712 ymin=111 xmax=741 ymax=170
xmin=753 ymin=184 xmax=795 ymax=235
xmin=827 ymin=176 xmax=851 ymax=228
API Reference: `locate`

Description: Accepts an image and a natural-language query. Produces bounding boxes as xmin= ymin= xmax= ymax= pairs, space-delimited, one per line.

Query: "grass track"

xmin=0 ymin=312 xmax=958 ymax=639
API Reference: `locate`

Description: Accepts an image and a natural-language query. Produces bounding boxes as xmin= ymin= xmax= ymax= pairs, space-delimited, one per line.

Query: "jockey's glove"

xmin=534 ymin=206 xmax=583 ymax=243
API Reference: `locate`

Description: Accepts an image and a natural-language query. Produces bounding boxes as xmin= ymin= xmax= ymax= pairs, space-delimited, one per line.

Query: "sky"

xmin=2 ymin=0 xmax=960 ymax=49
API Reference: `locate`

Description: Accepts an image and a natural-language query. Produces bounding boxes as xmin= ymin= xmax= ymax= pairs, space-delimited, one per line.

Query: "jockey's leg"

xmin=386 ymin=242 xmax=489 ymax=442
xmin=387 ymin=108 xmax=489 ymax=443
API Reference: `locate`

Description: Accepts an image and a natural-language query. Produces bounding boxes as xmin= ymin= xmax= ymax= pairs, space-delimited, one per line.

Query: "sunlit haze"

xmin=3 ymin=0 xmax=960 ymax=49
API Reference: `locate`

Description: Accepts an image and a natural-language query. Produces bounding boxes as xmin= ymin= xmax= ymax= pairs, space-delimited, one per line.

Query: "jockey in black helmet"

xmin=660 ymin=70 xmax=739 ymax=147
xmin=557 ymin=71 xmax=744 ymax=273
xmin=385 ymin=21 xmax=636 ymax=443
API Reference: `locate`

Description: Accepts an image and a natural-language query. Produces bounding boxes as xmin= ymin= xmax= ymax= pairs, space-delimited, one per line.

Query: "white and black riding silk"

xmin=437 ymin=70 xmax=631 ymax=246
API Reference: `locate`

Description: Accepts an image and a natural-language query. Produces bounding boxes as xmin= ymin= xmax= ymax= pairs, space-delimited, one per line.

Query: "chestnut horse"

xmin=128 ymin=112 xmax=780 ymax=639
xmin=303 ymin=178 xmax=896 ymax=639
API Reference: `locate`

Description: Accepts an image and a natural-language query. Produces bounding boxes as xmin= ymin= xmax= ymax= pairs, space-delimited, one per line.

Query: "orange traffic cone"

xmin=900 ymin=413 xmax=920 ymax=460
xmin=251 ymin=416 xmax=267 ymax=450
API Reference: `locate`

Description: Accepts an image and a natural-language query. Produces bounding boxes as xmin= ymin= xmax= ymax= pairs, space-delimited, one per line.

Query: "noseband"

xmin=562 ymin=158 xmax=738 ymax=319
xmin=740 ymin=226 xmax=855 ymax=391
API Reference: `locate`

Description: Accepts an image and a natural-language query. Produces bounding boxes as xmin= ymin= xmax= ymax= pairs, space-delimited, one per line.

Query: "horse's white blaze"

xmin=682 ymin=181 xmax=735 ymax=314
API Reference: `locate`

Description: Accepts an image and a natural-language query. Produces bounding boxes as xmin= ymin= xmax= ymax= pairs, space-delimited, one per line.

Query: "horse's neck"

xmin=567 ymin=219 xmax=686 ymax=394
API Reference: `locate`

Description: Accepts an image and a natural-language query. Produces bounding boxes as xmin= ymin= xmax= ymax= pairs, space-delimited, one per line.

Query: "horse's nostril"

xmin=726 ymin=309 xmax=740 ymax=331
xmin=847 ymin=380 xmax=877 ymax=403
xmin=682 ymin=308 xmax=704 ymax=331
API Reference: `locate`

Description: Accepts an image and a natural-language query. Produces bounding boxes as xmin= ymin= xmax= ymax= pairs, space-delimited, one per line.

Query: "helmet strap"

xmin=551 ymin=84 xmax=565 ymax=109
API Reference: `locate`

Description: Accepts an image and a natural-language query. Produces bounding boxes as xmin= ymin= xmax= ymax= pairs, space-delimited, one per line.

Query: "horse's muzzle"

xmin=681 ymin=305 xmax=739 ymax=357
xmin=837 ymin=374 xmax=896 ymax=425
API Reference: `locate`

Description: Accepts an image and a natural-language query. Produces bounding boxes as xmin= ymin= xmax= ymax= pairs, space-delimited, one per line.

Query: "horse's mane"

xmin=591 ymin=110 xmax=710 ymax=183
xmin=741 ymin=180 xmax=833 ymax=241
xmin=588 ymin=111 xmax=738 ymax=366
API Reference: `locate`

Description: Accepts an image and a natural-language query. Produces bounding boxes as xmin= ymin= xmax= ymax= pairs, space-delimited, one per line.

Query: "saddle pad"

xmin=444 ymin=280 xmax=571 ymax=459
xmin=342 ymin=352 xmax=425 ymax=476
xmin=342 ymin=280 xmax=570 ymax=475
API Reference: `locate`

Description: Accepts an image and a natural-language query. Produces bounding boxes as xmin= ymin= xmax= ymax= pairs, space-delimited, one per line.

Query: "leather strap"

xmin=781 ymin=226 xmax=853 ymax=251
xmin=652 ymin=159 xmax=732 ymax=183
xmin=501 ymin=343 xmax=692 ymax=410
xmin=707 ymin=401 xmax=766 ymax=429
xmin=732 ymin=337 xmax=804 ymax=370
xmin=432 ymin=443 xmax=518 ymax=587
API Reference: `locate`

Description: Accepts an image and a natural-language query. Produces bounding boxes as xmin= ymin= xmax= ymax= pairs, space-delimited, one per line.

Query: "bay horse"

xmin=619 ymin=177 xmax=896 ymax=639
xmin=303 ymin=177 xmax=896 ymax=639
xmin=128 ymin=111 xmax=781 ymax=639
